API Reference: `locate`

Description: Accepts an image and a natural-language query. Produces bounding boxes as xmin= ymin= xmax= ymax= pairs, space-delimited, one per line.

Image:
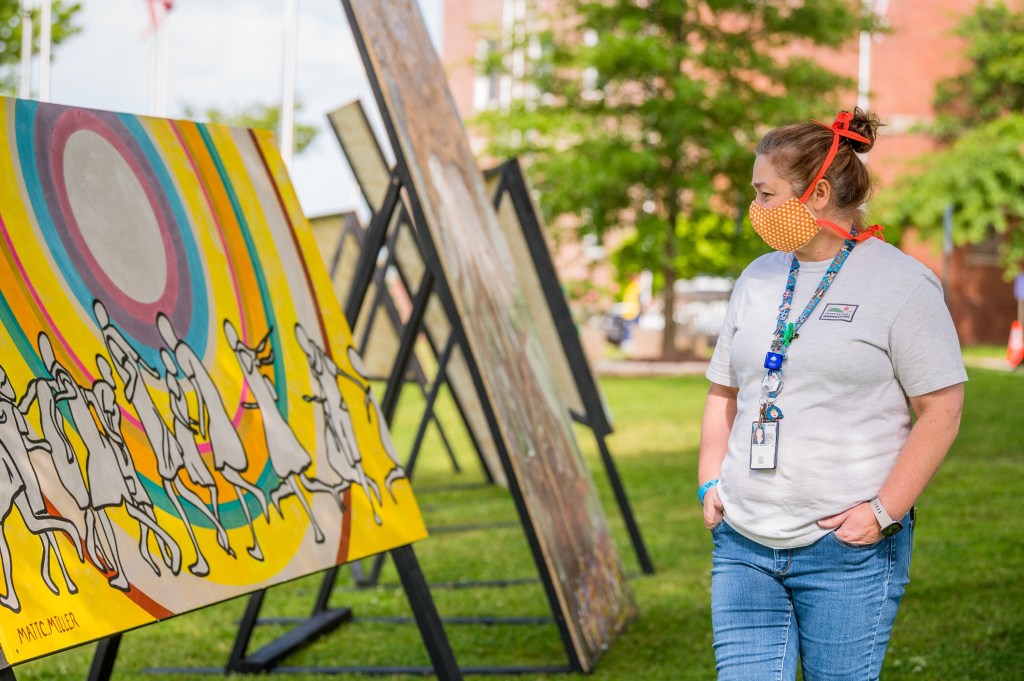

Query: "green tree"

xmin=474 ymin=0 xmax=873 ymax=358
xmin=931 ymin=0 xmax=1024 ymax=140
xmin=0 ymin=1 xmax=83 ymax=95
xmin=875 ymin=1 xmax=1024 ymax=278
xmin=182 ymin=102 xmax=319 ymax=155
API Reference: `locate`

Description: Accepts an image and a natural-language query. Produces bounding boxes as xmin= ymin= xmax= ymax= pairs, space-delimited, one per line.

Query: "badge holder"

xmin=751 ymin=369 xmax=782 ymax=470
xmin=749 ymin=420 xmax=779 ymax=470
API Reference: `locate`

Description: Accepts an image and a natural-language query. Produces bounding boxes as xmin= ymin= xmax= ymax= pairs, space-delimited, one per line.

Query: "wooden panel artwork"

xmin=341 ymin=1 xmax=635 ymax=671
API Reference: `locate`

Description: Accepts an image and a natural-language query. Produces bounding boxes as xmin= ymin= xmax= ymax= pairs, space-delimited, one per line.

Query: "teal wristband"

xmin=698 ymin=479 xmax=719 ymax=505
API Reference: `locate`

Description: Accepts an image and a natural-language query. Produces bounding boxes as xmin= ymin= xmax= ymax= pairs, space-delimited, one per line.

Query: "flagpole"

xmin=157 ymin=13 xmax=168 ymax=115
xmin=857 ymin=0 xmax=890 ymax=111
xmin=19 ymin=0 xmax=33 ymax=98
xmin=280 ymin=0 xmax=298 ymax=168
xmin=38 ymin=0 xmax=51 ymax=101
xmin=149 ymin=1 xmax=169 ymax=116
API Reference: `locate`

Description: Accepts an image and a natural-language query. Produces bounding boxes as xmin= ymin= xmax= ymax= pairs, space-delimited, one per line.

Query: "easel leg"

xmin=596 ymin=435 xmax=655 ymax=574
xmin=87 ymin=633 xmax=122 ymax=681
xmin=313 ymin=566 xmax=339 ymax=613
xmin=391 ymin=545 xmax=462 ymax=680
xmin=226 ymin=590 xmax=266 ymax=672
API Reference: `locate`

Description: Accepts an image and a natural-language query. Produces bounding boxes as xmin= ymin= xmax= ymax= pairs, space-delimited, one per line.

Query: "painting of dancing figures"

xmin=0 ymin=96 xmax=426 ymax=665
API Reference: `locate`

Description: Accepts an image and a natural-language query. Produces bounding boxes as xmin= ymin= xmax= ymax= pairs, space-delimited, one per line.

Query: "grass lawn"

xmin=12 ymin=367 xmax=1024 ymax=680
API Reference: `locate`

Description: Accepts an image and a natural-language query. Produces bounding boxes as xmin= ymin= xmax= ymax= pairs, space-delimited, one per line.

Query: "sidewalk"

xmin=593 ymin=355 xmax=1018 ymax=377
xmin=592 ymin=358 xmax=711 ymax=377
xmin=963 ymin=356 xmax=1018 ymax=372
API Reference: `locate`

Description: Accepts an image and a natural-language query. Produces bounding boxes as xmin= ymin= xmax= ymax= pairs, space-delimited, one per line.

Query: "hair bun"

xmin=846 ymin=107 xmax=882 ymax=153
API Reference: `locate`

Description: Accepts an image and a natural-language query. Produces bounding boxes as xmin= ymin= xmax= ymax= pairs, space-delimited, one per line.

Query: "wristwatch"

xmin=869 ymin=497 xmax=903 ymax=537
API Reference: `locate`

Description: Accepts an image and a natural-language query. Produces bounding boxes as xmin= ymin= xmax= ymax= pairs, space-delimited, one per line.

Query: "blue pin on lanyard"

xmin=760 ymin=237 xmax=858 ymax=420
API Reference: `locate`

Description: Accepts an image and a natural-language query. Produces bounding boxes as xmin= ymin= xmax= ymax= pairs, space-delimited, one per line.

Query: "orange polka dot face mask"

xmin=748 ymin=197 xmax=822 ymax=253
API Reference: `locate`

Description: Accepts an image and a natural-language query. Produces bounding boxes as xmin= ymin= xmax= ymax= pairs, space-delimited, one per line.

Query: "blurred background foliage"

xmin=875 ymin=0 xmax=1024 ymax=278
xmin=473 ymin=0 xmax=881 ymax=357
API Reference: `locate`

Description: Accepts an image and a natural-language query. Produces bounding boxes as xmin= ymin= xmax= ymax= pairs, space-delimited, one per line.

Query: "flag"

xmin=146 ymin=0 xmax=174 ymax=31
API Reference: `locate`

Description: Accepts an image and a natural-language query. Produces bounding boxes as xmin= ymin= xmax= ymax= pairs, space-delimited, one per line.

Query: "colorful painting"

xmin=342 ymin=0 xmax=635 ymax=671
xmin=0 ymin=98 xmax=426 ymax=666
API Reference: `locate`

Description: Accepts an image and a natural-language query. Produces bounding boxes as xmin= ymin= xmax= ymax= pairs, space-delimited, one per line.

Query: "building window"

xmin=474 ymin=39 xmax=502 ymax=111
xmin=964 ymin=232 xmax=1002 ymax=268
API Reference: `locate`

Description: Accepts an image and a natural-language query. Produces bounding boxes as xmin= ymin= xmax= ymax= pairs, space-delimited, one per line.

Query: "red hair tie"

xmin=799 ymin=111 xmax=870 ymax=203
xmin=811 ymin=111 xmax=870 ymax=145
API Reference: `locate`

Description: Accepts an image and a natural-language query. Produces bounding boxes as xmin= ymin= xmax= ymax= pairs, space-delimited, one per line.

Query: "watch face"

xmin=882 ymin=521 xmax=903 ymax=537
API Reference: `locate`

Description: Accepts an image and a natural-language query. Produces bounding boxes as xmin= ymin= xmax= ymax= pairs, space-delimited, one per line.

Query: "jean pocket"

xmin=828 ymin=531 xmax=883 ymax=550
xmin=711 ymin=519 xmax=729 ymax=535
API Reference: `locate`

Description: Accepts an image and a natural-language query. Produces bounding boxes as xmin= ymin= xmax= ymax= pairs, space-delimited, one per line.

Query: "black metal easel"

xmin=327 ymin=210 xmax=464 ymax=476
xmin=327 ymin=100 xmax=502 ymax=490
xmin=487 ymin=159 xmax=655 ymax=575
xmin=333 ymin=165 xmax=576 ymax=671
xmin=329 ymin=99 xmax=652 ymax=576
xmin=341 ymin=162 xmax=582 ymax=675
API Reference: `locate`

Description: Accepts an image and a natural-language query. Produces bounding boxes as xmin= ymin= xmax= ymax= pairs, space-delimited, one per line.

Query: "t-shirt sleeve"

xmin=706 ymin=285 xmax=740 ymax=387
xmin=889 ymin=275 xmax=968 ymax=397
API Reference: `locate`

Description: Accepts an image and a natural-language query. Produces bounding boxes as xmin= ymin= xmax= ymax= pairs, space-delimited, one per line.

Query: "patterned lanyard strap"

xmin=760 ymin=237 xmax=857 ymax=421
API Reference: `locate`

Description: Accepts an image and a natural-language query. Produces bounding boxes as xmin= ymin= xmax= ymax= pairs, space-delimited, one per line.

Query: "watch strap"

xmin=869 ymin=496 xmax=896 ymax=529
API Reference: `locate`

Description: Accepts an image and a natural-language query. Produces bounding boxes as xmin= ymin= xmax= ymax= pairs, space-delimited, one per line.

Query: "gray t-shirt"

xmin=706 ymin=238 xmax=967 ymax=549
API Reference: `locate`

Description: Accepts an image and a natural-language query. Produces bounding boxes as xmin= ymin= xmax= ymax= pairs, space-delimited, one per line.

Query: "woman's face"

xmin=750 ymin=155 xmax=796 ymax=210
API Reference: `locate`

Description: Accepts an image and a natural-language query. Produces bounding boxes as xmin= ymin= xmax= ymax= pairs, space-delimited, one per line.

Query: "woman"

xmin=698 ymin=109 xmax=966 ymax=680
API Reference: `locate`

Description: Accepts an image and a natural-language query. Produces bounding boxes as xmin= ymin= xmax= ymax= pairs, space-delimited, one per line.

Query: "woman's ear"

xmin=807 ymin=178 xmax=832 ymax=212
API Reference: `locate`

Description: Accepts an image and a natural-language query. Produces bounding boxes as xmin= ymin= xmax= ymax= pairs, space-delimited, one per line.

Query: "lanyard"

xmin=759 ymin=238 xmax=857 ymax=422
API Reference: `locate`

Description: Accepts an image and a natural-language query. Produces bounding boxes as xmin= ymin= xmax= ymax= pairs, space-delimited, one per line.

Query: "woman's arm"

xmin=699 ymin=382 xmax=738 ymax=529
xmin=818 ymin=382 xmax=965 ymax=543
xmin=879 ymin=383 xmax=965 ymax=518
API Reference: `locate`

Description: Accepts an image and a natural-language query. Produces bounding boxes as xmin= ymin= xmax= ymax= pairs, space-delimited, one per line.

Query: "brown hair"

xmin=755 ymin=108 xmax=882 ymax=228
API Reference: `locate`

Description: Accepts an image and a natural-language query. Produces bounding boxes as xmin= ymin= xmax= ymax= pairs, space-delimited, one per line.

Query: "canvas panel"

xmin=327 ymin=100 xmax=392 ymax=211
xmin=0 ymin=98 xmax=425 ymax=665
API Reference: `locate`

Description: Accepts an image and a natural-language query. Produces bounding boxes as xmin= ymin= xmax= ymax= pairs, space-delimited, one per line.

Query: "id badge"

xmin=750 ymin=421 xmax=779 ymax=470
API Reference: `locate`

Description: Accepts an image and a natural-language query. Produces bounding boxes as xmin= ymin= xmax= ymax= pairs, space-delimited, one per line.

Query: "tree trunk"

xmin=660 ymin=236 xmax=680 ymax=360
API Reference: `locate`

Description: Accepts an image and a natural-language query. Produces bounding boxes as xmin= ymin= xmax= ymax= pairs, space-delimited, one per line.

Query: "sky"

xmin=40 ymin=0 xmax=444 ymax=218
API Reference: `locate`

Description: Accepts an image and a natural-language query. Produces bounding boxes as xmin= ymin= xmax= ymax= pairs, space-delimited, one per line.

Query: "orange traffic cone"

xmin=1007 ymin=321 xmax=1024 ymax=368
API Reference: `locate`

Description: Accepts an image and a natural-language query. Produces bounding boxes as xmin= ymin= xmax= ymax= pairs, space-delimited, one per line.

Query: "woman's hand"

xmin=703 ymin=485 xmax=725 ymax=530
xmin=817 ymin=502 xmax=882 ymax=545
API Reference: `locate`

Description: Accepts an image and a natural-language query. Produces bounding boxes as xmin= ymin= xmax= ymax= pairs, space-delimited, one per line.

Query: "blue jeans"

xmin=711 ymin=514 xmax=914 ymax=681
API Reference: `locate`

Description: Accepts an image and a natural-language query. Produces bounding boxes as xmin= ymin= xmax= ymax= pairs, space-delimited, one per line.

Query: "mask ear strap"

xmin=820 ymin=220 xmax=887 ymax=243
xmin=856 ymin=224 xmax=886 ymax=242
xmin=799 ymin=111 xmax=871 ymax=204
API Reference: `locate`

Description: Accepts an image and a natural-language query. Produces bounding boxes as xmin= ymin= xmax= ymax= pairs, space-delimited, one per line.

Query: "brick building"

xmin=440 ymin=0 xmax=1016 ymax=345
